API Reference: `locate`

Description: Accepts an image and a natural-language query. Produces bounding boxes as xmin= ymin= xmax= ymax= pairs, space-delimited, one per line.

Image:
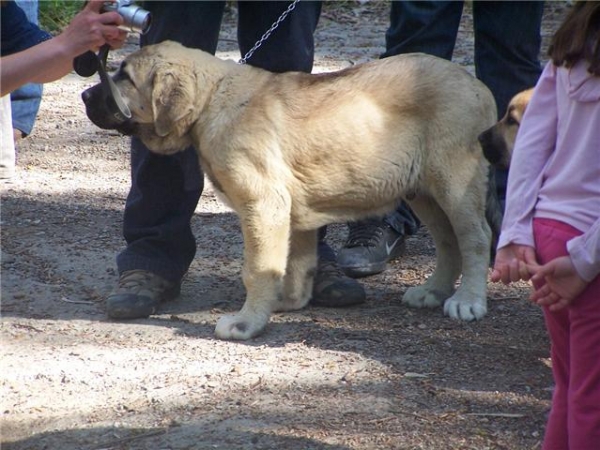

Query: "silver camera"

xmin=102 ymin=0 xmax=151 ymax=34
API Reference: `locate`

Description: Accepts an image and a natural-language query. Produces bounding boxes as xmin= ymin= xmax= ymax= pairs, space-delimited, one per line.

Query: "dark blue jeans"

xmin=117 ymin=1 xmax=323 ymax=282
xmin=383 ymin=0 xmax=543 ymax=233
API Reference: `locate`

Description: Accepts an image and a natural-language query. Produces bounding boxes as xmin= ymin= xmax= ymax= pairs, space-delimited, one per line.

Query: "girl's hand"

xmin=491 ymin=244 xmax=537 ymax=284
xmin=528 ymin=256 xmax=588 ymax=311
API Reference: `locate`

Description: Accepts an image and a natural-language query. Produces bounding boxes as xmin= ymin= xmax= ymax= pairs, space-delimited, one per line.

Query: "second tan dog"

xmin=478 ymin=88 xmax=534 ymax=169
xmin=478 ymin=88 xmax=534 ymax=255
xmin=82 ymin=41 xmax=498 ymax=340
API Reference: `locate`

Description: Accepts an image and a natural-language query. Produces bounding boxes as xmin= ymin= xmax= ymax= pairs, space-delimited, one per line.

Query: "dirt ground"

xmin=1 ymin=2 xmax=570 ymax=449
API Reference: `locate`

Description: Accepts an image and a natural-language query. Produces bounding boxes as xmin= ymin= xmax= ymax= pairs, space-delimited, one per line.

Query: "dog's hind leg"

xmin=404 ymin=190 xmax=489 ymax=321
xmin=402 ymin=196 xmax=461 ymax=310
xmin=215 ymin=194 xmax=292 ymax=340
xmin=276 ymin=229 xmax=318 ymax=312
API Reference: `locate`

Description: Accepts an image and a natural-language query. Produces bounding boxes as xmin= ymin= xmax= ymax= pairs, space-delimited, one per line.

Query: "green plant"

xmin=39 ymin=0 xmax=84 ymax=34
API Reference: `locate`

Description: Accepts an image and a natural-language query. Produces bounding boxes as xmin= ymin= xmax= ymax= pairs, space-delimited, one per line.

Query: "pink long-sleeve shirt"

xmin=498 ymin=60 xmax=600 ymax=282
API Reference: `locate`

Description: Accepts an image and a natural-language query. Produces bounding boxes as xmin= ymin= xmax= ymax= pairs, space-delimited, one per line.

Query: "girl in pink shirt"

xmin=491 ymin=3 xmax=600 ymax=448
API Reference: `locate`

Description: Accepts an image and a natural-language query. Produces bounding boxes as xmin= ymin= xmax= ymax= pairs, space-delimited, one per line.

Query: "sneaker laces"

xmin=344 ymin=219 xmax=388 ymax=248
xmin=317 ymin=258 xmax=345 ymax=278
xmin=116 ymin=270 xmax=171 ymax=293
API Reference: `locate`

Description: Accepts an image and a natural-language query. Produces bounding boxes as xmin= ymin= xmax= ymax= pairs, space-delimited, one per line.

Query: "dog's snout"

xmin=478 ymin=129 xmax=491 ymax=145
xmin=479 ymin=128 xmax=507 ymax=167
xmin=82 ymin=82 xmax=134 ymax=133
xmin=81 ymin=83 xmax=102 ymax=106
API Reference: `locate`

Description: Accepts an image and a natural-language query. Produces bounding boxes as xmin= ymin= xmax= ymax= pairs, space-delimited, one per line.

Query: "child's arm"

xmin=567 ymin=217 xmax=600 ymax=283
xmin=497 ymin=62 xmax=559 ymax=251
xmin=492 ymin=63 xmax=558 ymax=284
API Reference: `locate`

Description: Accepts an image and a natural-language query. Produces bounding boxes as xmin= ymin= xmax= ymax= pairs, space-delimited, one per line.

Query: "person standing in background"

xmin=105 ymin=1 xmax=367 ymax=321
xmin=338 ymin=0 xmax=544 ymax=279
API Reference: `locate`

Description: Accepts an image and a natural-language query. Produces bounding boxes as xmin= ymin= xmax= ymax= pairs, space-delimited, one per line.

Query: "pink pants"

xmin=533 ymin=218 xmax=600 ymax=450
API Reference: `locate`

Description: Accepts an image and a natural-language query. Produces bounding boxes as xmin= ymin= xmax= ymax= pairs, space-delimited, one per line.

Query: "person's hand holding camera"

xmin=59 ymin=0 xmax=128 ymax=56
xmin=1 ymin=0 xmax=128 ymax=95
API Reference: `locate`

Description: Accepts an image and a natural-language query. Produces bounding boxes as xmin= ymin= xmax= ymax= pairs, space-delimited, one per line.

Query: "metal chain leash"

xmin=238 ymin=0 xmax=301 ymax=65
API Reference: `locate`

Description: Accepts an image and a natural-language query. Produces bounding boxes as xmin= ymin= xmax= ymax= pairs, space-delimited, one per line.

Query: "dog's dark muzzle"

xmin=78 ymin=43 xmax=138 ymax=135
xmin=478 ymin=128 xmax=505 ymax=167
xmin=81 ymin=83 xmax=136 ymax=134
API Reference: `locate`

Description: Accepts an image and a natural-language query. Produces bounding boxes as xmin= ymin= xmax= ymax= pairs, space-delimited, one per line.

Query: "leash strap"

xmin=75 ymin=1 xmax=301 ymax=121
xmin=239 ymin=0 xmax=301 ymax=65
xmin=95 ymin=44 xmax=132 ymax=122
xmin=73 ymin=45 xmax=131 ymax=122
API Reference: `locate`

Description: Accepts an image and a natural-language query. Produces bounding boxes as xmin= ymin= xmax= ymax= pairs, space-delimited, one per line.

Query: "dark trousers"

xmin=384 ymin=0 xmax=543 ymax=233
xmin=117 ymin=1 xmax=323 ymax=282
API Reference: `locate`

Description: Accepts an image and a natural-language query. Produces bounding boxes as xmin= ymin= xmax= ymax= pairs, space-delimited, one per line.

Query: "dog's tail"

xmin=485 ymin=167 xmax=503 ymax=264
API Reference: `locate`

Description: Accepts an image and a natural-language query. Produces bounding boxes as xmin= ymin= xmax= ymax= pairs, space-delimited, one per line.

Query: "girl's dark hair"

xmin=548 ymin=1 xmax=600 ymax=75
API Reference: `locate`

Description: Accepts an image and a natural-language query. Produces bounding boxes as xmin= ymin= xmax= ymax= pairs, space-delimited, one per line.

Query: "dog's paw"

xmin=214 ymin=313 xmax=268 ymax=340
xmin=444 ymin=295 xmax=487 ymax=321
xmin=402 ymin=286 xmax=446 ymax=309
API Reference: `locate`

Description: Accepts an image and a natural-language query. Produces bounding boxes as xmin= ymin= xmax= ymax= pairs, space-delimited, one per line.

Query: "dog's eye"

xmin=115 ymin=69 xmax=135 ymax=86
xmin=113 ymin=63 xmax=135 ymax=86
xmin=506 ymin=116 xmax=519 ymax=126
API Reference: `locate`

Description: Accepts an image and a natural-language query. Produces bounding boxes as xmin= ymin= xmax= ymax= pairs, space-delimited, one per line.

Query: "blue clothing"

xmin=17 ymin=0 xmax=38 ymax=23
xmin=384 ymin=0 xmax=543 ymax=122
xmin=117 ymin=1 xmax=323 ymax=282
xmin=2 ymin=1 xmax=47 ymax=136
xmin=1 ymin=1 xmax=50 ymax=56
xmin=10 ymin=82 xmax=42 ymax=136
xmin=383 ymin=0 xmax=544 ymax=234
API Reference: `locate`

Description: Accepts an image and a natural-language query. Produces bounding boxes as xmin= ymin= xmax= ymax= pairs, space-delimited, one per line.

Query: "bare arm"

xmin=1 ymin=0 xmax=126 ymax=96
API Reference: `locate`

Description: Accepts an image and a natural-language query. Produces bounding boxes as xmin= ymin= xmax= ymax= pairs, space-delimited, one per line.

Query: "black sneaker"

xmin=106 ymin=270 xmax=181 ymax=319
xmin=311 ymin=258 xmax=366 ymax=307
xmin=337 ymin=219 xmax=406 ymax=278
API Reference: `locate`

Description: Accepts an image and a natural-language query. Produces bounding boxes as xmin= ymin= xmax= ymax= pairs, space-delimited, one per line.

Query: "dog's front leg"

xmin=442 ymin=215 xmax=490 ymax=321
xmin=215 ymin=199 xmax=291 ymax=340
xmin=277 ymin=229 xmax=318 ymax=312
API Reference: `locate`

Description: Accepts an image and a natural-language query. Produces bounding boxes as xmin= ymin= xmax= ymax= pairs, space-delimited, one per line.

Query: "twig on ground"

xmin=465 ymin=412 xmax=526 ymax=418
xmin=59 ymin=297 xmax=95 ymax=305
xmin=92 ymin=428 xmax=169 ymax=450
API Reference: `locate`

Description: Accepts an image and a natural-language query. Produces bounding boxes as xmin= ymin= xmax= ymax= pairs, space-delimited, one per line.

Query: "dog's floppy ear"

xmin=151 ymin=66 xmax=196 ymax=138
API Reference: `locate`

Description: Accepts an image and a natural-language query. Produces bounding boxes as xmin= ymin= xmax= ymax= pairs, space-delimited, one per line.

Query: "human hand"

xmin=58 ymin=0 xmax=128 ymax=56
xmin=490 ymin=244 xmax=537 ymax=284
xmin=528 ymin=256 xmax=589 ymax=311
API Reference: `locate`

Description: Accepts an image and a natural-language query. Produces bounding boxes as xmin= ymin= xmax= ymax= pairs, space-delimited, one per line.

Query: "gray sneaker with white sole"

xmin=337 ymin=219 xmax=406 ymax=278
xmin=106 ymin=270 xmax=181 ymax=319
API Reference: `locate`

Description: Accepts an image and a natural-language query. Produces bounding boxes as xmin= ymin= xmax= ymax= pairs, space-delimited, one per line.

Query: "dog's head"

xmin=82 ymin=41 xmax=208 ymax=154
xmin=478 ymin=88 xmax=533 ymax=169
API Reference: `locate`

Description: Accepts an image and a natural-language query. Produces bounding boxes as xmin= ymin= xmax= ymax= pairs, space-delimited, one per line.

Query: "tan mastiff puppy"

xmin=479 ymin=88 xmax=534 ymax=169
xmin=83 ymin=41 xmax=497 ymax=340
xmin=478 ymin=88 xmax=534 ymax=255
